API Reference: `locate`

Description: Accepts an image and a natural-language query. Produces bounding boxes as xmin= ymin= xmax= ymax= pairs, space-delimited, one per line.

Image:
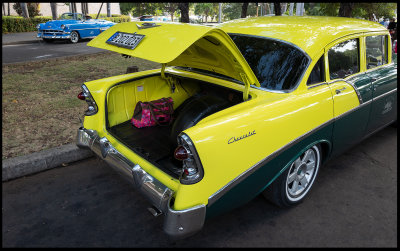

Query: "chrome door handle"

xmin=335 ymin=87 xmax=346 ymax=94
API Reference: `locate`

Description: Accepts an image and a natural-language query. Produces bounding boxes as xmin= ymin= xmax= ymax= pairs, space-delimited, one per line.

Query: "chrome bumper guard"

xmin=76 ymin=127 xmax=206 ymax=238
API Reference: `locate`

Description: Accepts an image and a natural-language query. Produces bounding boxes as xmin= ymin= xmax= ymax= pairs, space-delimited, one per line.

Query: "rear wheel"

xmin=70 ymin=31 xmax=79 ymax=43
xmin=263 ymin=144 xmax=321 ymax=207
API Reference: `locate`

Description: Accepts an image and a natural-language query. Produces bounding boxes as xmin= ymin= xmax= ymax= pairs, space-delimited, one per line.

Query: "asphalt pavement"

xmin=2 ymin=32 xmax=107 ymax=64
xmin=2 ymin=31 xmax=40 ymax=45
xmin=2 ymin=126 xmax=397 ymax=247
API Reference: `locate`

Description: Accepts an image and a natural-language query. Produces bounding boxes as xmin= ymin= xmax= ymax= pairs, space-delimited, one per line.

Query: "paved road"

xmin=2 ymin=126 xmax=397 ymax=247
xmin=2 ymin=40 xmax=106 ymax=64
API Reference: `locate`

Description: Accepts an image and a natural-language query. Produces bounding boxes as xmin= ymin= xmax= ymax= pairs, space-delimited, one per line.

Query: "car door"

xmin=81 ymin=20 xmax=101 ymax=37
xmin=364 ymin=34 xmax=397 ymax=134
xmin=326 ymin=36 xmax=375 ymax=157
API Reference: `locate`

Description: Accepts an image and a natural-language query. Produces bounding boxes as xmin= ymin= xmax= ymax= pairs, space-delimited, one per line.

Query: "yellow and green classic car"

xmin=76 ymin=16 xmax=397 ymax=238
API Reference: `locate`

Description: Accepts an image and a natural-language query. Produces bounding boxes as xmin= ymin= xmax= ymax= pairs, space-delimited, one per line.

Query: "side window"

xmin=366 ymin=35 xmax=388 ymax=69
xmin=307 ymin=56 xmax=325 ymax=85
xmin=328 ymin=38 xmax=359 ymax=80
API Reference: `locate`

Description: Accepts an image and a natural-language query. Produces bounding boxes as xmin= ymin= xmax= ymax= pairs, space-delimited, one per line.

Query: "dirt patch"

xmin=2 ymin=52 xmax=159 ymax=159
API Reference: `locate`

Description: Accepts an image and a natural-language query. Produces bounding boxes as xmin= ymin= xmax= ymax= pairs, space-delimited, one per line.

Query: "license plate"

xmin=106 ymin=32 xmax=145 ymax=50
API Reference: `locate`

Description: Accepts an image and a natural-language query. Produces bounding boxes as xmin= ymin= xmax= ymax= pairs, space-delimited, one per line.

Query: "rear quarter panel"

xmin=173 ymin=83 xmax=334 ymax=211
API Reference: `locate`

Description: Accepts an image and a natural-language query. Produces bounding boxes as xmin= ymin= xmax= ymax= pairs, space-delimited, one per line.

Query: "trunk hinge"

xmin=161 ymin=63 xmax=177 ymax=93
xmin=240 ymin=73 xmax=251 ymax=101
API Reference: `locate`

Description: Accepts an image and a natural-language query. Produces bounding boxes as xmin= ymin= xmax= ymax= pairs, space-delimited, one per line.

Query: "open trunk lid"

xmin=87 ymin=22 xmax=260 ymax=88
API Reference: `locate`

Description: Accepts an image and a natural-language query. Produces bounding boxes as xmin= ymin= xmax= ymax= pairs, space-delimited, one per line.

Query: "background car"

xmin=37 ymin=12 xmax=115 ymax=43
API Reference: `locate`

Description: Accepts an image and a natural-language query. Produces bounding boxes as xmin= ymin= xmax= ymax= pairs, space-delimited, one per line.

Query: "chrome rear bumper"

xmin=76 ymin=127 xmax=206 ymax=238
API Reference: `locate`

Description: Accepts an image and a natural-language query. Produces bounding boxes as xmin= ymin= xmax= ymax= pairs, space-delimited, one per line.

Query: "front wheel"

xmin=263 ymin=144 xmax=321 ymax=207
xmin=70 ymin=31 xmax=79 ymax=43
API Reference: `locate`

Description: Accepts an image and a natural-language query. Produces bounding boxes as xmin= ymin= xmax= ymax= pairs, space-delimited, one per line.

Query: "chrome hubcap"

xmin=71 ymin=32 xmax=78 ymax=43
xmin=286 ymin=147 xmax=319 ymax=200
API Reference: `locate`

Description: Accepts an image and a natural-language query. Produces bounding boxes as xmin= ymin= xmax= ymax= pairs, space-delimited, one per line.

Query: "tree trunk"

xmin=50 ymin=3 xmax=57 ymax=20
xmin=256 ymin=3 xmax=259 ymax=17
xmin=3 ymin=3 xmax=5 ymax=15
xmin=107 ymin=3 xmax=111 ymax=17
xmin=338 ymin=3 xmax=354 ymax=17
xmin=96 ymin=3 xmax=103 ymax=19
xmin=178 ymin=3 xmax=189 ymax=23
xmin=274 ymin=3 xmax=282 ymax=16
xmin=20 ymin=3 xmax=29 ymax=18
xmin=8 ymin=2 xmax=10 ymax=16
xmin=241 ymin=2 xmax=249 ymax=18
xmin=81 ymin=2 xmax=87 ymax=15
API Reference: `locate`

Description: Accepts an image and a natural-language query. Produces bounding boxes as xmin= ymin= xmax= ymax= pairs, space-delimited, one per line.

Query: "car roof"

xmin=217 ymin=16 xmax=387 ymax=59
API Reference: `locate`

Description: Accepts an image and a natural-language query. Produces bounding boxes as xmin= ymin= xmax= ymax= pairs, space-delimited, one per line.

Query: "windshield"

xmin=60 ymin=13 xmax=83 ymax=20
xmin=229 ymin=34 xmax=309 ymax=91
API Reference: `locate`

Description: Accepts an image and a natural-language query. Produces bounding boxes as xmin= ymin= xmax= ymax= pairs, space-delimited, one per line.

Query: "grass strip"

xmin=2 ymin=52 xmax=159 ymax=159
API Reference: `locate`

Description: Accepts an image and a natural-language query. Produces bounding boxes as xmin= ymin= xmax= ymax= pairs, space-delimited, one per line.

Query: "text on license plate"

xmin=106 ymin=32 xmax=145 ymax=50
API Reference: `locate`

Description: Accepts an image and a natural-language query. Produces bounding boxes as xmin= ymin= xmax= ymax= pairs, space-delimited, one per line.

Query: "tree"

xmin=162 ymin=3 xmax=179 ymax=22
xmin=50 ymin=3 xmax=57 ymax=20
xmin=14 ymin=3 xmax=41 ymax=17
xmin=241 ymin=2 xmax=249 ymax=18
xmin=178 ymin=3 xmax=189 ymax=23
xmin=194 ymin=3 xmax=213 ymax=23
xmin=20 ymin=3 xmax=29 ymax=18
xmin=107 ymin=3 xmax=111 ymax=17
xmin=338 ymin=3 xmax=354 ymax=17
xmin=306 ymin=3 xmax=397 ymax=21
xmin=274 ymin=2 xmax=281 ymax=16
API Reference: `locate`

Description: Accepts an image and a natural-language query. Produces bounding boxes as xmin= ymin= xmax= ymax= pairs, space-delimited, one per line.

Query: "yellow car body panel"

xmin=173 ymin=83 xmax=334 ymax=209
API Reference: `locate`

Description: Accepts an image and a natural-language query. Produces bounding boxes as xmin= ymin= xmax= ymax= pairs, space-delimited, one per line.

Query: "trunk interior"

xmin=106 ymin=72 xmax=245 ymax=178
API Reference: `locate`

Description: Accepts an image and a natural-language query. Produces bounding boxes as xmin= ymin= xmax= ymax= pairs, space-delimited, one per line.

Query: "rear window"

xmin=229 ymin=34 xmax=309 ymax=91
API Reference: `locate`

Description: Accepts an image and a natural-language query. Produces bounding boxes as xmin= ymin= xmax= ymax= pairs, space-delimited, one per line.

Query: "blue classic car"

xmin=37 ymin=13 xmax=115 ymax=43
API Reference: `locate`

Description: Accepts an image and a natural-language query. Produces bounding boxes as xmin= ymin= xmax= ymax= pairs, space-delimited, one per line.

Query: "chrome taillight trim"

xmin=178 ymin=133 xmax=204 ymax=185
xmin=81 ymin=84 xmax=98 ymax=116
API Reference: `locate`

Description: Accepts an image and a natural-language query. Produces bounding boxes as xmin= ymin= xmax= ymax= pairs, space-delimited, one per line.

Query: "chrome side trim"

xmin=307 ymin=82 xmax=327 ymax=90
xmin=208 ymin=87 xmax=397 ymax=206
xmin=372 ymin=88 xmax=397 ymax=101
xmin=334 ymin=99 xmax=372 ymax=121
xmin=208 ymin=118 xmax=334 ymax=206
xmin=328 ymin=78 xmax=363 ymax=104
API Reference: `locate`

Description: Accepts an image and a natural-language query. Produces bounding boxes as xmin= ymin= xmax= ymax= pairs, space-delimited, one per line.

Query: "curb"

xmin=2 ymin=144 xmax=94 ymax=182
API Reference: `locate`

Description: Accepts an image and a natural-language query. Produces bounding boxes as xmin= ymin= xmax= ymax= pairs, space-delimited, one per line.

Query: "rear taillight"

xmin=79 ymin=84 xmax=98 ymax=116
xmin=77 ymin=92 xmax=85 ymax=100
xmin=174 ymin=146 xmax=189 ymax=160
xmin=175 ymin=133 xmax=204 ymax=185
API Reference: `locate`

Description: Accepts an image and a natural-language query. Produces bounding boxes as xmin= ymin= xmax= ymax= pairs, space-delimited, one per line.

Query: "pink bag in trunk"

xmin=131 ymin=97 xmax=174 ymax=128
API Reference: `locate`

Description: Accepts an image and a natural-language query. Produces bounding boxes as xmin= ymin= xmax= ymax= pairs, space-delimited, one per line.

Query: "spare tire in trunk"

xmin=170 ymin=95 xmax=230 ymax=144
